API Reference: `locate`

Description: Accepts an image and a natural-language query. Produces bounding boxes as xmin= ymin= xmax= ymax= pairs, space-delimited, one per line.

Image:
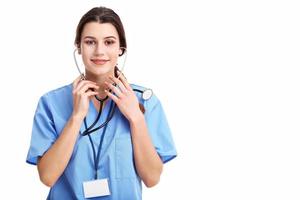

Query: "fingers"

xmin=104 ymin=89 xmax=119 ymax=103
xmin=116 ymin=71 xmax=132 ymax=91
xmin=105 ymin=80 xmax=123 ymax=98
xmin=108 ymin=75 xmax=127 ymax=93
xmin=85 ymin=90 xmax=99 ymax=98
xmin=72 ymin=72 xmax=131 ymax=101
xmin=74 ymin=80 xmax=98 ymax=94
xmin=73 ymin=75 xmax=83 ymax=89
xmin=78 ymin=83 xmax=99 ymax=94
xmin=109 ymin=72 xmax=132 ymax=91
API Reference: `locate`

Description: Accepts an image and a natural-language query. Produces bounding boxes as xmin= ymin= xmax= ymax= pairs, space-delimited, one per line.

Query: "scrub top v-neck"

xmin=26 ymin=83 xmax=177 ymax=200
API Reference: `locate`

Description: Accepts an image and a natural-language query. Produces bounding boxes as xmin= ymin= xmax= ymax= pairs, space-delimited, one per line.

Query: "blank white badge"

xmin=83 ymin=178 xmax=111 ymax=198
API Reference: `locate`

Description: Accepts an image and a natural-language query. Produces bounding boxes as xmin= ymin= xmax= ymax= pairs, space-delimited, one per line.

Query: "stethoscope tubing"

xmin=73 ymin=48 xmax=152 ymax=136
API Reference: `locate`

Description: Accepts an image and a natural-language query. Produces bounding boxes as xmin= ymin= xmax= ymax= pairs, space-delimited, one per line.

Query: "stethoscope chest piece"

xmin=142 ymin=88 xmax=153 ymax=100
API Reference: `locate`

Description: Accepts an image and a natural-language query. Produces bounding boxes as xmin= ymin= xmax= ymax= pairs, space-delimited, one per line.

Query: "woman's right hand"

xmin=71 ymin=76 xmax=99 ymax=120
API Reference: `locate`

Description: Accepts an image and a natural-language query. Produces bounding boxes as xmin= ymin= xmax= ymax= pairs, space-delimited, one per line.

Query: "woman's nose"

xmin=94 ymin=43 xmax=105 ymax=56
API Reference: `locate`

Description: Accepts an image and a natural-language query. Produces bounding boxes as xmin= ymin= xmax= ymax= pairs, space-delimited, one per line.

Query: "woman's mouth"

xmin=91 ymin=59 xmax=109 ymax=65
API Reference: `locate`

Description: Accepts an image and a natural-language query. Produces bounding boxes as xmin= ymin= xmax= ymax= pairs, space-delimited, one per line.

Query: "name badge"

xmin=83 ymin=178 xmax=111 ymax=198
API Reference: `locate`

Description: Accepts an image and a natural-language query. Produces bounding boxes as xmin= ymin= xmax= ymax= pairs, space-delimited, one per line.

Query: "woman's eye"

xmin=85 ymin=40 xmax=96 ymax=45
xmin=105 ymin=40 xmax=115 ymax=45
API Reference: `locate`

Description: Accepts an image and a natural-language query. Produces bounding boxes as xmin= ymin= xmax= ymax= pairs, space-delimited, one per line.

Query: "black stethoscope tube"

xmin=80 ymin=67 xmax=150 ymax=136
xmin=81 ymin=89 xmax=144 ymax=136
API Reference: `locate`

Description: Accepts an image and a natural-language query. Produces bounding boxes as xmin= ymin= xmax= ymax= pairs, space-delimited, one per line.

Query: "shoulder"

xmin=40 ymin=83 xmax=72 ymax=101
xmin=36 ymin=83 xmax=73 ymax=111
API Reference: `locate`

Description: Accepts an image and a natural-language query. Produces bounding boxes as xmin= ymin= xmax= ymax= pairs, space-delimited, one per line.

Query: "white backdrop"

xmin=0 ymin=0 xmax=299 ymax=199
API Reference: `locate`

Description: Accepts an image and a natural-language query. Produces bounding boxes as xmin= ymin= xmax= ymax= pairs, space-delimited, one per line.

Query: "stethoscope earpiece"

xmin=119 ymin=47 xmax=126 ymax=57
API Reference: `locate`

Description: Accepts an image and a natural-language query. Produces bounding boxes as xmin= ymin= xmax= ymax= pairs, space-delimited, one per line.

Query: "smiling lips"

xmin=91 ymin=59 xmax=109 ymax=65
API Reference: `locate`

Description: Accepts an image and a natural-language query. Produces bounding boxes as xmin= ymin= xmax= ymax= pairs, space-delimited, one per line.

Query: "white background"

xmin=0 ymin=0 xmax=299 ymax=199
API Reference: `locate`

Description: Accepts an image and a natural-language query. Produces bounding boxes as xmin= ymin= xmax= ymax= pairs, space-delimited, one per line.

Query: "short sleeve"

xmin=26 ymin=95 xmax=58 ymax=165
xmin=145 ymin=95 xmax=177 ymax=164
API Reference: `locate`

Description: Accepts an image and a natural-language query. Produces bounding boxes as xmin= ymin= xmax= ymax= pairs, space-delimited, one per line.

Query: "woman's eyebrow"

xmin=104 ymin=36 xmax=117 ymax=40
xmin=83 ymin=36 xmax=117 ymax=40
xmin=83 ymin=36 xmax=96 ymax=40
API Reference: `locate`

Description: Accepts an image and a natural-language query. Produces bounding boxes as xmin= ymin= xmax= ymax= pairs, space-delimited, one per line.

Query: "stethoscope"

xmin=73 ymin=47 xmax=153 ymax=136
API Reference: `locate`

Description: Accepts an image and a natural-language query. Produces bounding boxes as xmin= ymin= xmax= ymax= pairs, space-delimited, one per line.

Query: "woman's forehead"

xmin=81 ymin=22 xmax=119 ymax=40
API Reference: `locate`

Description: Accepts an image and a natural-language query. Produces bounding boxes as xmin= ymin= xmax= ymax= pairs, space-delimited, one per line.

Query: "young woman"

xmin=26 ymin=6 xmax=177 ymax=199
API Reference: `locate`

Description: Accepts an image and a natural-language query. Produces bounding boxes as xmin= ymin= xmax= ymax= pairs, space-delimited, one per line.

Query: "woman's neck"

xmin=85 ymin=70 xmax=114 ymax=99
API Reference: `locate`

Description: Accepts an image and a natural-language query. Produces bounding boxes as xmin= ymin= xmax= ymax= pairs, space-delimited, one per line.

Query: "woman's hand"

xmin=72 ymin=76 xmax=99 ymax=120
xmin=104 ymin=73 xmax=143 ymax=123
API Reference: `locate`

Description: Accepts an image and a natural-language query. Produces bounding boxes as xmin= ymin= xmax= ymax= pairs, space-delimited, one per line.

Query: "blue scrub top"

xmin=26 ymin=83 xmax=177 ymax=200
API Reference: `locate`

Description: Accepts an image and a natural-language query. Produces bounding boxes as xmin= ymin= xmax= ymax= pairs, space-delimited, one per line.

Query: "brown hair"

xmin=74 ymin=7 xmax=127 ymax=55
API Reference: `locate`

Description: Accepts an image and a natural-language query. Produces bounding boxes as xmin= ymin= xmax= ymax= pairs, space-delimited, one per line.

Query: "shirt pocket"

xmin=115 ymin=137 xmax=137 ymax=179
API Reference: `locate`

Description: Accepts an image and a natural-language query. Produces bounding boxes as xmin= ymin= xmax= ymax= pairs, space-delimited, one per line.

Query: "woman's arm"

xmin=129 ymin=114 xmax=163 ymax=188
xmin=37 ymin=116 xmax=82 ymax=187
xmin=105 ymin=74 xmax=163 ymax=187
xmin=37 ymin=76 xmax=99 ymax=187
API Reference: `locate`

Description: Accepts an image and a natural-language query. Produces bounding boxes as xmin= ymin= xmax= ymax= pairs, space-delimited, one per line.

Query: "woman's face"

xmin=80 ymin=22 xmax=122 ymax=77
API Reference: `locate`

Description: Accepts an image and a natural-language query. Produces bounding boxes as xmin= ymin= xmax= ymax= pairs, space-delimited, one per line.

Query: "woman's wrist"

xmin=70 ymin=113 xmax=85 ymax=123
xmin=128 ymin=111 xmax=145 ymax=125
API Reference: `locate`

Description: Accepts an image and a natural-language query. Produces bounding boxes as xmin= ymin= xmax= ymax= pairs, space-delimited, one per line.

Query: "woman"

xmin=26 ymin=6 xmax=177 ymax=200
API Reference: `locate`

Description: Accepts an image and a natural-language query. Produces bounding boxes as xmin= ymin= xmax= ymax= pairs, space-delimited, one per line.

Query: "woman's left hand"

xmin=104 ymin=73 xmax=143 ymax=122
